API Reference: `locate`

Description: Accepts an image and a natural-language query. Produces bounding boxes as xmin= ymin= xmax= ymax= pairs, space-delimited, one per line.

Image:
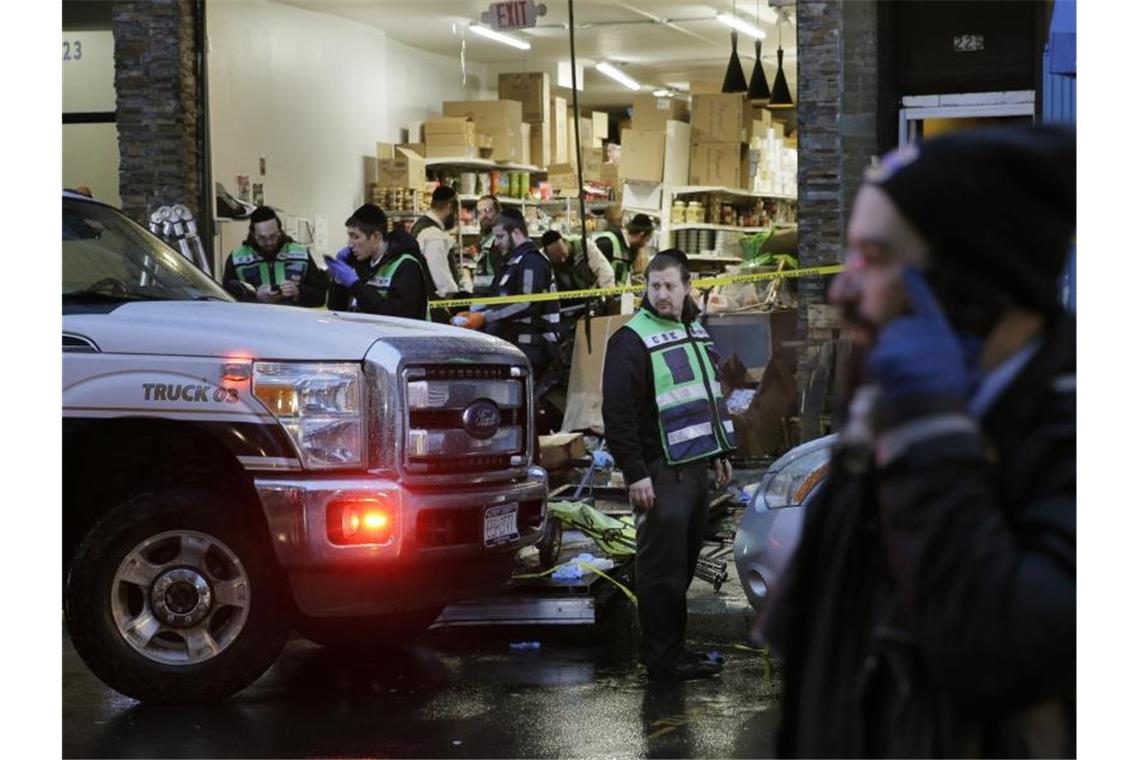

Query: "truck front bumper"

xmin=254 ymin=466 xmax=547 ymax=617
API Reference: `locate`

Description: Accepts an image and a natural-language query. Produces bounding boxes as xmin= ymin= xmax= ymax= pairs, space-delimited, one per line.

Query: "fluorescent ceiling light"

xmin=717 ymin=13 xmax=767 ymax=40
xmin=468 ymin=24 xmax=531 ymax=50
xmin=653 ymin=89 xmax=671 ymax=97
xmin=596 ymin=61 xmax=641 ymax=91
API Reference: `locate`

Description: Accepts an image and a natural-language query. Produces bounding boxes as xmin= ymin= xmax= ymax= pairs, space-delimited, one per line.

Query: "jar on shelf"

xmin=686 ymin=201 xmax=704 ymax=225
xmin=671 ymin=200 xmax=687 ymax=224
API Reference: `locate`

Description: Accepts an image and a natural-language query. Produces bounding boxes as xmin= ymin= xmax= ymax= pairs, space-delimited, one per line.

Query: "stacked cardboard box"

xmin=550 ymin=95 xmax=568 ymax=164
xmin=689 ymin=93 xmax=750 ymax=189
xmin=498 ymin=73 xmax=550 ymax=167
xmin=631 ymin=94 xmax=689 ymax=132
xmin=376 ymin=146 xmax=426 ymax=188
xmin=423 ymin=117 xmax=479 ymax=159
xmin=443 ymin=100 xmax=525 ymax=163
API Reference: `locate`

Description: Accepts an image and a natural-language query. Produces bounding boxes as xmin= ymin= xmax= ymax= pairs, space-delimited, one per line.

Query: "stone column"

xmin=794 ymin=0 xmax=879 ymax=441
xmin=111 ymin=0 xmax=202 ymax=227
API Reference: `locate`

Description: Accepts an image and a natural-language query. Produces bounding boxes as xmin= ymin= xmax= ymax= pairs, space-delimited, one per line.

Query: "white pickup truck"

xmin=62 ymin=192 xmax=547 ymax=702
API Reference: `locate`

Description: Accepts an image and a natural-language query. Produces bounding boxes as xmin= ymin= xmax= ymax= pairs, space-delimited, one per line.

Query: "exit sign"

xmin=481 ymin=1 xmax=547 ymax=32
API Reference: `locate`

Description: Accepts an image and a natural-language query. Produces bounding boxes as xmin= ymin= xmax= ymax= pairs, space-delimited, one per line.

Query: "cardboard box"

xmin=498 ymin=72 xmax=550 ymax=124
xmin=538 ymin=432 xmax=587 ymax=470
xmin=618 ymin=128 xmax=666 ymax=183
xmin=443 ymin=99 xmax=524 ymax=130
xmin=689 ymin=142 xmax=749 ymax=188
xmin=396 ymin=142 xmax=425 ymax=157
xmin=550 ymin=96 xmax=568 ymax=164
xmin=581 ymin=147 xmax=603 ymax=182
xmin=632 ymin=94 xmax=689 ymax=131
xmin=485 ymin=126 xmax=524 ymax=162
xmin=691 ymin=93 xmax=748 ymax=143
xmin=406 ymin=121 xmax=424 ymax=142
xmin=377 ymin=147 xmax=426 ymax=188
xmin=662 ymin=120 xmax=691 ymax=187
xmin=592 ymin=111 xmax=609 ymax=141
xmin=547 ymin=163 xmax=579 ymax=193
xmin=375 ymin=142 xmax=395 ymax=160
xmin=424 ymin=117 xmax=476 ymax=147
xmin=530 ymin=121 xmax=551 ymax=168
xmin=520 ymin=123 xmax=532 ymax=165
xmin=599 ymin=162 xmax=619 ymax=188
xmin=425 ymin=144 xmax=480 ymax=159
xmin=567 ymin=108 xmax=593 ymax=146
xmin=561 ymin=315 xmax=634 ymax=434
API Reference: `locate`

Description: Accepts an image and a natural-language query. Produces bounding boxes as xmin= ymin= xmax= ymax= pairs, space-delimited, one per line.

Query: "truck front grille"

xmin=403 ymin=363 xmax=529 ymax=474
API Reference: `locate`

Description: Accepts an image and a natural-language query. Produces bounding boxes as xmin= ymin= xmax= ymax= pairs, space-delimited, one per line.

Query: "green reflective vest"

xmin=625 ymin=308 xmax=737 ymax=465
xmin=357 ymin=252 xmax=429 ymax=320
xmin=554 ymin=237 xmax=596 ymax=292
xmin=230 ymin=242 xmax=311 ymax=288
xmin=591 ymin=230 xmax=630 ymax=284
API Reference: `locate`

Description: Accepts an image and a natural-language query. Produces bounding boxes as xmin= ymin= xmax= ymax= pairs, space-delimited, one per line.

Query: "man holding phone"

xmin=222 ymin=206 xmax=327 ymax=307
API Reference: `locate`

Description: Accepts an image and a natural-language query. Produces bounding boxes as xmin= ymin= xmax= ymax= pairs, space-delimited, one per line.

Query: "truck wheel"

xmin=296 ymin=608 xmax=443 ymax=649
xmin=64 ymin=488 xmax=288 ymax=703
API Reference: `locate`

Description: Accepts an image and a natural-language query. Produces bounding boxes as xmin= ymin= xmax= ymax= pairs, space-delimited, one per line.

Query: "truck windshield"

xmin=62 ymin=198 xmax=231 ymax=302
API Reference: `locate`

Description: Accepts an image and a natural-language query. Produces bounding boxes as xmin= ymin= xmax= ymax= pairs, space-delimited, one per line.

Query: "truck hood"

xmin=63 ymin=300 xmax=517 ymax=361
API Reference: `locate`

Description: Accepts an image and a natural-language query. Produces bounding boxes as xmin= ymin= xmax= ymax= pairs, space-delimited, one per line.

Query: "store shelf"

xmin=622 ymin=207 xmax=661 ymax=218
xmin=686 ymin=254 xmax=743 ymax=265
xmin=671 ymin=223 xmax=771 ymax=233
xmin=669 ymin=185 xmax=798 ymax=202
xmin=425 ymin=157 xmax=545 ymax=173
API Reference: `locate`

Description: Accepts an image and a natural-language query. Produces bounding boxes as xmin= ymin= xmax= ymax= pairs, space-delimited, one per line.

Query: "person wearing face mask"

xmin=601 ymin=249 xmax=736 ymax=682
xmin=222 ymin=205 xmax=327 ymax=306
xmin=324 ymin=204 xmax=430 ymax=320
xmin=762 ymin=126 xmax=1076 ymax=758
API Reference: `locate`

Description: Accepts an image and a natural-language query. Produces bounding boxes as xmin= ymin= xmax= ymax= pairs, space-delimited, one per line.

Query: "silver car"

xmin=733 ymin=434 xmax=836 ymax=612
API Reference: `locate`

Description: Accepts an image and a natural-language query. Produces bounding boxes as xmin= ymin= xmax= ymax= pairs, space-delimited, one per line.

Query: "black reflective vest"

xmin=492 ymin=243 xmax=560 ymax=349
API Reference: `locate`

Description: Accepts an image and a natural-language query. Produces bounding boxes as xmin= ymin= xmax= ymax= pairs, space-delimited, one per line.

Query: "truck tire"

xmin=296 ymin=607 xmax=443 ymax=649
xmin=64 ymin=488 xmax=289 ymax=703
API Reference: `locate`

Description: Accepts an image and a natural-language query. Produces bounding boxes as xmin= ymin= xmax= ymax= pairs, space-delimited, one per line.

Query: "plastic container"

xmin=671 ymin=201 xmax=687 ymax=224
xmin=686 ymin=201 xmax=704 ymax=224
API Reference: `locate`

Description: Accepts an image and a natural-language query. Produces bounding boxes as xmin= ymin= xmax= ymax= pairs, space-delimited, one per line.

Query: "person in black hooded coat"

xmin=762 ymin=125 xmax=1076 ymax=758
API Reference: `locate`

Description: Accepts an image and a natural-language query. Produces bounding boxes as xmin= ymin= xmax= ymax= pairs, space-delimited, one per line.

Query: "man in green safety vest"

xmin=540 ymin=229 xmax=614 ymax=294
xmin=324 ymin=204 xmax=431 ymax=320
xmin=472 ymin=195 xmax=503 ymax=294
xmin=222 ymin=206 xmax=328 ymax=306
xmin=591 ymin=212 xmax=655 ymax=285
xmin=602 ymin=249 xmax=735 ymax=681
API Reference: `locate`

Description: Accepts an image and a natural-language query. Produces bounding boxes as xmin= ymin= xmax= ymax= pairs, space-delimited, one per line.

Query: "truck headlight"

xmin=252 ymin=362 xmax=364 ymax=469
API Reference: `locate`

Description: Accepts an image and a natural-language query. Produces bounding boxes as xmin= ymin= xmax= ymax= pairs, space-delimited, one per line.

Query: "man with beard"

xmin=592 ymin=213 xmax=655 ymax=284
xmin=762 ymin=125 xmax=1076 ymax=757
xmin=222 ymin=205 xmax=327 ymax=306
xmin=472 ymin=195 xmax=503 ymax=294
xmin=540 ymin=229 xmax=614 ymax=294
xmin=412 ymin=186 xmax=468 ymax=297
xmin=324 ymin=204 xmax=431 ymax=320
xmin=601 ymin=249 xmax=735 ymax=681
xmin=451 ymin=209 xmax=560 ymax=386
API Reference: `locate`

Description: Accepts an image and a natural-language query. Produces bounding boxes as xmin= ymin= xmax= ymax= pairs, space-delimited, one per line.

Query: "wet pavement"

xmin=63 ymin=566 xmax=782 ymax=758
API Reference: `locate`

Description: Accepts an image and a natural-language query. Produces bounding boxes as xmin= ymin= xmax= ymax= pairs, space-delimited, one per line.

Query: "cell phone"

xmin=270 ymin=284 xmax=281 ymax=294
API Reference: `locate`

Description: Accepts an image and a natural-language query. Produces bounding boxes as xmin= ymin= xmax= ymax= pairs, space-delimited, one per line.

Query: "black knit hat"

xmin=540 ymin=230 xmax=562 ymax=249
xmin=867 ymin=124 xmax=1076 ymax=314
xmin=432 ymin=186 xmax=458 ymax=206
xmin=345 ymin=203 xmax=387 ymax=231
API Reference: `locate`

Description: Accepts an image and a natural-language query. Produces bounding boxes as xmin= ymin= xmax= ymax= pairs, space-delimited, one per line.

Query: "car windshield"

xmin=62 ymin=197 xmax=231 ymax=303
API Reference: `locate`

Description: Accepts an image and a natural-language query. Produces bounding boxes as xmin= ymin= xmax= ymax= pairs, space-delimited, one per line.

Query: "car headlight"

xmin=252 ymin=362 xmax=364 ymax=469
xmin=758 ymin=435 xmax=835 ymax=510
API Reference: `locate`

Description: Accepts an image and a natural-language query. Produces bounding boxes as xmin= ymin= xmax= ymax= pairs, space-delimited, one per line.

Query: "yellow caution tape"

xmin=431 ymin=264 xmax=847 ymax=309
xmin=514 ymin=559 xmax=638 ymax=606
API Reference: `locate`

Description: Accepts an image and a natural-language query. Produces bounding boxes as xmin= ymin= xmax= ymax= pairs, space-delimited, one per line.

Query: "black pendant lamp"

xmin=768 ymin=17 xmax=794 ymax=108
xmin=748 ymin=38 xmax=770 ymax=102
xmin=721 ymin=30 xmax=748 ymax=93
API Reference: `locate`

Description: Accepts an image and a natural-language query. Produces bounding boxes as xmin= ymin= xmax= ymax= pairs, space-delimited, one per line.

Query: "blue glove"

xmin=863 ymin=267 xmax=970 ymax=402
xmin=591 ymin=449 xmax=614 ymax=469
xmin=325 ymin=257 xmax=359 ymax=288
xmin=335 ymin=246 xmax=353 ymax=263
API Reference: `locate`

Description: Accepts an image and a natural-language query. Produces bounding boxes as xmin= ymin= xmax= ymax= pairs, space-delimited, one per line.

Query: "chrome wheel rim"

xmin=110 ymin=530 xmax=251 ymax=665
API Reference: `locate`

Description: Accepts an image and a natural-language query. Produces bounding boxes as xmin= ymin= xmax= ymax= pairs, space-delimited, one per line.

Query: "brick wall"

xmin=794 ymin=0 xmax=879 ymax=440
xmin=112 ymin=0 xmax=201 ymax=226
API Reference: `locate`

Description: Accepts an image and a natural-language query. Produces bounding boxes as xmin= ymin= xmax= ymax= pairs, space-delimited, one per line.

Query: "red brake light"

xmin=327 ymin=498 xmax=395 ymax=545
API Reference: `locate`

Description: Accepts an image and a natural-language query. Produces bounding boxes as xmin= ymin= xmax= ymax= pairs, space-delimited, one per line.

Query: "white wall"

xmin=207 ymin=0 xmax=489 ymax=260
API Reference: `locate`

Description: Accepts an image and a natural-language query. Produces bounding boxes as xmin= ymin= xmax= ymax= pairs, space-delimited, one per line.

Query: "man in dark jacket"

xmin=325 ymin=204 xmax=430 ymax=320
xmin=222 ymin=205 xmax=327 ymax=306
xmin=763 ymin=125 xmax=1076 ymax=757
xmin=451 ymin=209 xmax=561 ymax=386
xmin=602 ymin=249 xmax=735 ymax=681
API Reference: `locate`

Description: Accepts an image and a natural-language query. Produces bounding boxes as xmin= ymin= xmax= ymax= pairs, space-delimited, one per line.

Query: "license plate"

xmin=484 ymin=503 xmax=519 ymax=547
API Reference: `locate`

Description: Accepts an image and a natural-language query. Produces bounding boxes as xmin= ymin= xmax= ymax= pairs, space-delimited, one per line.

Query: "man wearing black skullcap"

xmin=592 ymin=212 xmax=655 ymax=284
xmin=602 ymin=249 xmax=736 ymax=681
xmin=763 ymin=125 xmax=1076 ymax=757
xmin=324 ymin=204 xmax=431 ymax=320
xmin=221 ymin=205 xmax=327 ymax=306
xmin=540 ymin=229 xmax=615 ymax=294
xmin=412 ymin=185 xmax=468 ymax=297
